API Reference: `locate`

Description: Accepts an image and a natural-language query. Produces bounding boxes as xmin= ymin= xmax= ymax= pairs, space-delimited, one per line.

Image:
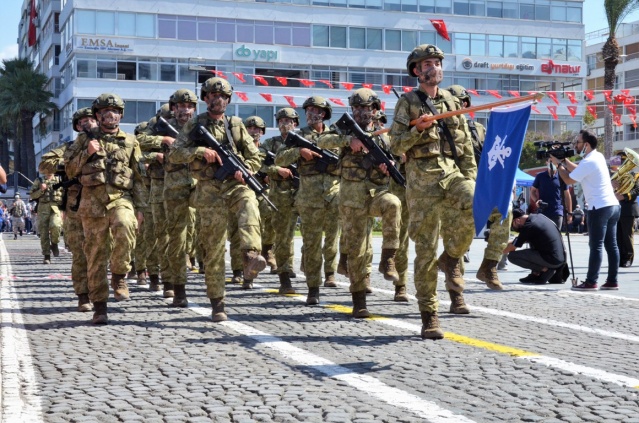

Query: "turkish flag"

xmin=586 ymin=105 xmax=598 ymax=119
xmin=259 ymin=93 xmax=273 ymax=102
xmin=430 ymin=19 xmax=450 ymax=41
xmin=567 ymin=106 xmax=577 ymax=118
xmin=584 ymin=90 xmax=595 ymax=101
xmin=546 ymin=92 xmax=559 ymax=105
xmin=232 ymin=72 xmax=246 ymax=83
xmin=566 ymin=92 xmax=578 ymax=104
xmin=319 ymin=79 xmax=334 ymax=89
xmin=382 ymin=85 xmax=392 ymax=94
xmin=362 ymin=83 xmax=373 ymax=89
xmin=275 ymin=76 xmax=288 ymax=86
xmin=28 ymin=0 xmax=37 ymax=47
xmin=329 ymin=98 xmax=346 ymax=106
xmin=626 ymin=105 xmax=636 ymax=115
xmin=300 ymin=79 xmax=315 ymax=87
xmin=547 ymin=105 xmax=558 ymax=119
xmin=486 ymin=90 xmax=502 ymax=99
xmin=253 ymin=75 xmax=269 ymax=86
xmin=235 ymin=92 xmax=249 ymax=102
xmin=284 ymin=96 xmax=297 ymax=108
xmin=630 ymin=115 xmax=637 ymax=129
xmin=340 ymin=82 xmax=354 ymax=91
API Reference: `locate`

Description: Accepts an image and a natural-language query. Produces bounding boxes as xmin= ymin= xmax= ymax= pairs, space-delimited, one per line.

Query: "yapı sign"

xmin=456 ymin=56 xmax=585 ymax=77
xmin=233 ymin=44 xmax=281 ymax=62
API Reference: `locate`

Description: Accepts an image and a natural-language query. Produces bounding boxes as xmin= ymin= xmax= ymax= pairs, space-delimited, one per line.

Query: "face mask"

xmin=578 ymin=144 xmax=587 ymax=158
xmin=548 ymin=162 xmax=554 ymax=172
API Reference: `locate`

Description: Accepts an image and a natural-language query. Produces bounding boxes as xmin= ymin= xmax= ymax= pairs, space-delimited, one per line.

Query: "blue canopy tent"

xmin=515 ymin=168 xmax=535 ymax=187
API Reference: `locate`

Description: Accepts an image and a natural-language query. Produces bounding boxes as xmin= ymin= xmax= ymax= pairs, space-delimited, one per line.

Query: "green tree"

xmin=519 ymin=131 xmax=579 ymax=170
xmin=0 ymin=58 xmax=56 ymax=182
xmin=602 ymin=0 xmax=639 ymax=159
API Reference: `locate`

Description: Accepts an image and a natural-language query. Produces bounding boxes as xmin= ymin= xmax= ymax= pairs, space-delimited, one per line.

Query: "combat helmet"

xmin=169 ymin=89 xmax=198 ymax=108
xmin=244 ymin=116 xmax=266 ymax=134
xmin=302 ymin=95 xmax=332 ymax=121
xmin=134 ymin=121 xmax=148 ymax=136
xmin=406 ymin=44 xmax=445 ymax=77
xmin=375 ymin=110 xmax=387 ymax=124
xmin=14 ymin=193 xmax=20 ymax=199
xmin=200 ymin=77 xmax=233 ymax=101
xmin=156 ymin=103 xmax=173 ymax=119
xmin=447 ymin=85 xmax=471 ymax=106
xmin=91 ymin=93 xmax=125 ymax=116
xmin=72 ymin=107 xmax=94 ymax=129
xmin=275 ymin=108 xmax=300 ymax=126
xmin=349 ymin=88 xmax=381 ymax=110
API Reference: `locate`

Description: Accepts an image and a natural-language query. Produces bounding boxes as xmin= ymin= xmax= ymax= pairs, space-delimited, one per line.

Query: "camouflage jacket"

xmin=259 ymin=135 xmax=296 ymax=194
xmin=40 ymin=143 xmax=83 ymax=214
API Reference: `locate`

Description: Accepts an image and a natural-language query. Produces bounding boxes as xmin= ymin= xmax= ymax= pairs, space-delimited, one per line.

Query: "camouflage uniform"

xmin=29 ymin=175 xmax=63 ymax=258
xmin=389 ymin=163 xmax=410 ymax=291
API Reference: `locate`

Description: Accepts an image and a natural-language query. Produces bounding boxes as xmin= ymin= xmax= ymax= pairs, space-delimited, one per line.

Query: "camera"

xmin=534 ymin=141 xmax=575 ymax=161
xmin=538 ymin=201 xmax=548 ymax=210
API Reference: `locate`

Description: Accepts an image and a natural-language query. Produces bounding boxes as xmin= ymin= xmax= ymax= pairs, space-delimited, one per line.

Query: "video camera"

xmin=534 ymin=141 xmax=575 ymax=161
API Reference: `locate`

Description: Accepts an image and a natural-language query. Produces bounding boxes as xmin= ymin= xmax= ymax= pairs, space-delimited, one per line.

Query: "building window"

xmin=138 ymin=60 xmax=158 ymax=81
xmin=237 ymin=105 xmax=276 ymax=128
xmin=121 ymin=101 xmax=157 ymax=124
xmin=199 ymin=18 xmax=216 ymax=41
xmin=158 ymin=15 xmax=176 ymax=38
xmin=96 ymin=11 xmax=115 ymax=35
xmin=385 ymin=30 xmax=401 ymax=51
xmin=76 ymin=10 xmax=95 ymax=34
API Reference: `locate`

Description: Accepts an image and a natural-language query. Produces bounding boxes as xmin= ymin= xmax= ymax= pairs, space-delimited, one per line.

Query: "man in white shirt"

xmin=550 ymin=129 xmax=620 ymax=290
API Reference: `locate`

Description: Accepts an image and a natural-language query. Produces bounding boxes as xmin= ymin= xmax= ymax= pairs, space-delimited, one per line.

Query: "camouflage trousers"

xmin=151 ymin=202 xmax=170 ymax=282
xmin=194 ymin=210 xmax=204 ymax=264
xmin=340 ymin=191 xmax=401 ymax=293
xmin=259 ymin=195 xmax=276 ymax=247
xmin=409 ymin=176 xmax=475 ymax=313
xmin=389 ymin=182 xmax=409 ymax=287
xmin=63 ymin=212 xmax=88 ymax=295
xmin=298 ymin=200 xmax=340 ymax=288
xmin=37 ymin=205 xmax=62 ymax=256
xmin=12 ymin=217 xmax=25 ymax=234
xmin=186 ymin=207 xmax=196 ymax=259
xmin=484 ymin=208 xmax=512 ymax=262
xmin=271 ymin=189 xmax=297 ymax=274
xmin=82 ymin=204 xmax=137 ymax=303
xmin=165 ymin=198 xmax=191 ymax=285
xmin=201 ymin=188 xmax=261 ymax=299
xmin=135 ymin=205 xmax=159 ymax=274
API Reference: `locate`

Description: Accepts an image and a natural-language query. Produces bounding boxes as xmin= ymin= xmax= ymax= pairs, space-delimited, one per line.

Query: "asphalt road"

xmin=1 ymin=232 xmax=638 ymax=423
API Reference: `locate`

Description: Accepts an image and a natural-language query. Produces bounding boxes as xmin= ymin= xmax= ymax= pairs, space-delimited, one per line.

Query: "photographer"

xmin=530 ymin=154 xmax=572 ymax=230
xmin=550 ymin=129 xmax=620 ymax=290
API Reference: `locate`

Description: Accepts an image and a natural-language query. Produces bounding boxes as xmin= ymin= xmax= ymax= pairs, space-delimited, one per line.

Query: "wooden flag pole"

xmin=374 ymin=92 xmax=544 ymax=135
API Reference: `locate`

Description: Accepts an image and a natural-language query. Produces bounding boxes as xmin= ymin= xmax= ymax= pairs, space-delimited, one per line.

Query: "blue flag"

xmin=473 ymin=103 xmax=531 ymax=236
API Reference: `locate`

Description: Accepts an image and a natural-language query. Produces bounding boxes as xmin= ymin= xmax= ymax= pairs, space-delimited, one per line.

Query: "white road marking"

xmin=0 ymin=236 xmax=45 ymax=423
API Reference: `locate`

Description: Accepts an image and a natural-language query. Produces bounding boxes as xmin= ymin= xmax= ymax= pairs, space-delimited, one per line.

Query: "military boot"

xmin=126 ymin=261 xmax=136 ymax=279
xmin=136 ymin=269 xmax=148 ymax=286
xmin=337 ymin=253 xmax=349 ymax=277
xmin=92 ymin=301 xmax=108 ymax=324
xmin=437 ymin=251 xmax=464 ymax=293
xmin=476 ymin=258 xmax=503 ymax=290
xmin=378 ymin=248 xmax=399 ymax=282
xmin=306 ymin=287 xmax=320 ymax=305
xmin=198 ymin=261 xmax=205 ymax=272
xmin=324 ymin=272 xmax=337 ymax=288
xmin=242 ymin=279 xmax=254 ymax=290
xmin=278 ymin=272 xmax=296 ymax=294
xmin=51 ymin=243 xmax=60 ymax=257
xmin=171 ymin=284 xmax=188 ymax=308
xmin=448 ymin=290 xmax=470 ymax=314
xmin=148 ymin=274 xmax=161 ymax=291
xmin=351 ymin=291 xmax=371 ymax=318
xmin=230 ymin=269 xmax=243 ymax=284
xmin=163 ymin=282 xmax=174 ymax=298
xmin=393 ymin=285 xmax=409 ymax=302
xmin=243 ymin=249 xmax=266 ymax=280
xmin=420 ymin=311 xmax=444 ymax=340
xmin=111 ymin=274 xmax=130 ymax=301
xmin=77 ymin=293 xmax=92 ymax=312
xmin=43 ymin=254 xmax=51 ymax=264
xmin=210 ymin=297 xmax=227 ymax=322
xmin=365 ymin=275 xmax=373 ymax=294
xmin=189 ymin=256 xmax=196 ymax=270
xmin=262 ymin=244 xmax=278 ymax=274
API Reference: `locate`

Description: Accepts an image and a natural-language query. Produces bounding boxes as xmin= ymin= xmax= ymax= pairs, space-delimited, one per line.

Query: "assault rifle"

xmin=155 ymin=116 xmax=179 ymax=153
xmin=257 ymin=151 xmax=300 ymax=189
xmin=284 ymin=131 xmax=339 ymax=174
xmin=190 ymin=123 xmax=278 ymax=211
xmin=52 ymin=163 xmax=80 ymax=211
xmin=334 ymin=113 xmax=406 ymax=187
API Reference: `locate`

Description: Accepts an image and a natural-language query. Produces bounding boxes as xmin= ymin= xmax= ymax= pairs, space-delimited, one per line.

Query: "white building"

xmin=19 ymin=0 xmax=587 ymax=164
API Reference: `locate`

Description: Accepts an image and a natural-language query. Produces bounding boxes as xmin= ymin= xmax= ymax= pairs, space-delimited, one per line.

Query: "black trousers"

xmin=508 ymin=249 xmax=562 ymax=273
xmin=617 ymin=215 xmax=635 ymax=266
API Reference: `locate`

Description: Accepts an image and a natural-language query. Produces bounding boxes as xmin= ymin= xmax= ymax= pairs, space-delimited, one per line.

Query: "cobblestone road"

xmin=1 ymin=232 xmax=638 ymax=423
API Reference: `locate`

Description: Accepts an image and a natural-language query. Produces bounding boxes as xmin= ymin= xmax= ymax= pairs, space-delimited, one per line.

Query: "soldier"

xmin=29 ymin=172 xmax=63 ymax=264
xmin=245 ymin=116 xmax=278 ymax=275
xmin=65 ymin=93 xmax=148 ymax=324
xmin=389 ymin=45 xmax=477 ymax=340
xmin=260 ymin=108 xmax=300 ymax=295
xmin=318 ymin=89 xmax=401 ymax=314
xmin=276 ymin=96 xmax=343 ymax=301
xmin=447 ymin=85 xmax=509 ymax=290
xmin=37 ymin=107 xmax=97 ymax=311
xmin=9 ymin=194 xmax=26 ymax=240
xmin=161 ymin=89 xmax=198 ymax=307
xmin=168 ymin=77 xmax=266 ymax=321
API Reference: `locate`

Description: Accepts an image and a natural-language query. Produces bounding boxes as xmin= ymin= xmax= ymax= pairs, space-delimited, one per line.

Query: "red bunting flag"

xmin=486 ymin=90 xmax=502 ymax=99
xmin=211 ymin=70 xmax=227 ymax=78
xmin=531 ymin=106 xmax=541 ymax=114
xmin=607 ymin=104 xmax=617 ymax=113
xmin=235 ymin=92 xmax=249 ymax=102
xmin=469 ymin=111 xmax=476 ymax=119
xmin=625 ymin=105 xmax=636 ymax=115
xmin=275 ymin=76 xmax=288 ymax=86
xmin=630 ymin=115 xmax=637 ymax=128
xmin=586 ymin=105 xmax=598 ymax=119
xmin=300 ymin=79 xmax=315 ymax=87
xmin=603 ymin=90 xmax=612 ymax=102
xmin=381 ymin=101 xmax=386 ymax=111
xmin=508 ymin=91 xmax=520 ymax=97
xmin=547 ymin=105 xmax=558 ymax=119
xmin=566 ymin=92 xmax=578 ymax=104
xmin=567 ymin=106 xmax=578 ymax=118
xmin=232 ymin=72 xmax=246 ymax=83
xmin=546 ymin=92 xmax=559 ymax=105
xmin=382 ymin=85 xmax=392 ymax=94
xmin=28 ymin=0 xmax=37 ymax=46
xmin=403 ymin=86 xmax=413 ymax=93
xmin=283 ymin=95 xmax=297 ymax=108
xmin=467 ymin=88 xmax=479 ymax=96
xmin=319 ymin=79 xmax=334 ymax=89
xmin=584 ymin=90 xmax=595 ymax=101
xmin=253 ymin=75 xmax=269 ymax=86
xmin=259 ymin=93 xmax=273 ymax=102
xmin=614 ymin=114 xmax=622 ymax=127
xmin=340 ymin=82 xmax=355 ymax=91
xmin=615 ymin=94 xmax=627 ymax=103
xmin=625 ymin=96 xmax=634 ymax=105
xmin=329 ymin=98 xmax=346 ymax=106
xmin=430 ymin=19 xmax=450 ymax=41
xmin=622 ymin=89 xmax=630 ymax=97
xmin=362 ymin=83 xmax=373 ymax=89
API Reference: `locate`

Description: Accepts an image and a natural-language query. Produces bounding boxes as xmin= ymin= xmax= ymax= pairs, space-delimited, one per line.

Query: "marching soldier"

xmin=29 ymin=172 xmax=63 ymax=264
xmin=318 ymin=88 xmax=401 ymax=314
xmin=168 ymin=77 xmax=266 ymax=321
xmin=389 ymin=45 xmax=477 ymax=339
xmin=65 ymin=93 xmax=148 ymax=324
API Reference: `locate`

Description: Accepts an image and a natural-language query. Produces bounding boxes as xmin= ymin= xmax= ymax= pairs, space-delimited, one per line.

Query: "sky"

xmin=1 ymin=0 xmax=639 ymax=64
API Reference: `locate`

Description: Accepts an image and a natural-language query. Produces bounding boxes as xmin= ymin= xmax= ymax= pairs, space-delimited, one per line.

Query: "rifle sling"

xmin=414 ymin=90 xmax=460 ymax=166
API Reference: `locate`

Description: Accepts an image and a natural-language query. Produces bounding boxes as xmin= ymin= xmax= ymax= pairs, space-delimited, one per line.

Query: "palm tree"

xmin=602 ymin=0 xmax=639 ymax=159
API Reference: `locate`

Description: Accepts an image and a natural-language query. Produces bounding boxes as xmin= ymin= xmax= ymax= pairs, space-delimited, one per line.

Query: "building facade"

xmin=19 ymin=0 xmax=587 ymax=163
